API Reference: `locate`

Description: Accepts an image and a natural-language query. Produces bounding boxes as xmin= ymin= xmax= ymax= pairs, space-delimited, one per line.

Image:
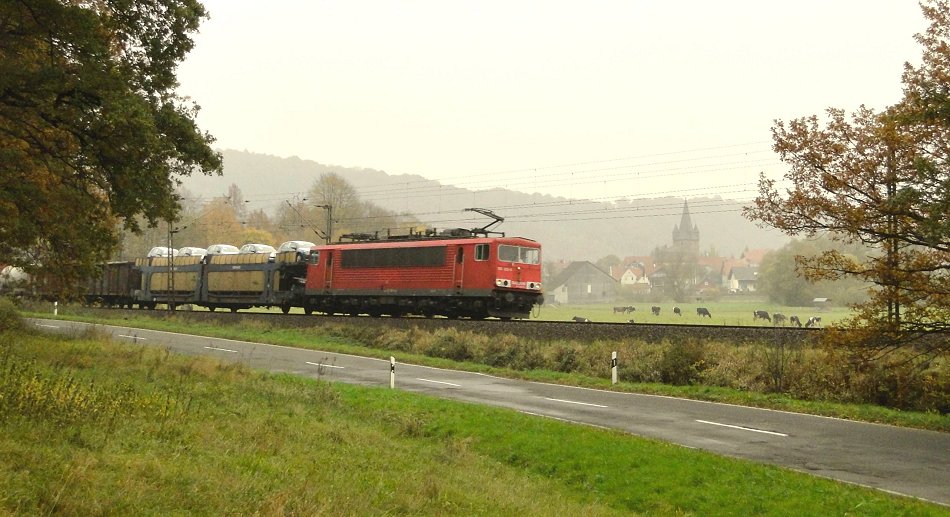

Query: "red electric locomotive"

xmin=302 ymin=211 xmax=543 ymax=319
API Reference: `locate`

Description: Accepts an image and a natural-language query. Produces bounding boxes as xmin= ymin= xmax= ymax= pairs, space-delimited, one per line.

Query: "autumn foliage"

xmin=0 ymin=1 xmax=222 ymax=296
xmin=745 ymin=1 xmax=950 ymax=356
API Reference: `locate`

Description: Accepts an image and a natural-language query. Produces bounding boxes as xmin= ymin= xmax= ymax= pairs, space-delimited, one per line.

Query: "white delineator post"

xmin=54 ymin=301 xmax=58 ymax=316
xmin=611 ymin=351 xmax=618 ymax=385
xmin=390 ymin=356 xmax=396 ymax=388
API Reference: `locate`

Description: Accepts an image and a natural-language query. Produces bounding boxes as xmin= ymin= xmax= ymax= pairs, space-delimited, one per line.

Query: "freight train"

xmin=84 ymin=227 xmax=544 ymax=320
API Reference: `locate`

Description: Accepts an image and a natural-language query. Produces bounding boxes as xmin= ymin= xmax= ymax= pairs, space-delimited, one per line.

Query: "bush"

xmin=754 ymin=337 xmax=805 ymax=393
xmin=0 ymin=298 xmax=23 ymax=332
xmin=374 ymin=329 xmax=414 ymax=352
xmin=310 ymin=320 xmax=949 ymax=412
xmin=474 ymin=334 xmax=520 ymax=367
xmin=658 ymin=340 xmax=707 ymax=385
xmin=856 ymin=357 xmax=950 ymax=413
xmin=549 ymin=344 xmax=579 ymax=373
xmin=615 ymin=341 xmax=665 ymax=383
xmin=508 ymin=341 xmax=546 ymax=371
xmin=422 ymin=328 xmax=472 ymax=362
xmin=699 ymin=344 xmax=762 ymax=392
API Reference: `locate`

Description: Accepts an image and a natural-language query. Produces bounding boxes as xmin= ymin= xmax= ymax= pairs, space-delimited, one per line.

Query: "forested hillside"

xmin=180 ymin=150 xmax=789 ymax=261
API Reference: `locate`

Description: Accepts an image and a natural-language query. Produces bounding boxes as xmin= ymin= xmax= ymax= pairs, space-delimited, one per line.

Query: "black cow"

xmin=753 ymin=310 xmax=771 ymax=322
xmin=673 ymin=306 xmax=682 ymax=316
xmin=772 ymin=313 xmax=787 ymax=326
xmin=613 ymin=306 xmax=636 ymax=314
xmin=571 ymin=316 xmax=591 ymax=323
xmin=789 ymin=315 xmax=802 ymax=327
xmin=651 ymin=306 xmax=661 ymax=316
xmin=805 ymin=316 xmax=822 ymax=328
xmin=627 ymin=319 xmax=636 ymax=324
xmin=696 ymin=307 xmax=712 ymax=318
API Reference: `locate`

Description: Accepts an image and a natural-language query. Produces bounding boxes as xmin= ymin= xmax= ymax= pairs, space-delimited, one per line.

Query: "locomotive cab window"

xmin=498 ymin=245 xmax=540 ymax=265
xmin=475 ymin=244 xmax=489 ymax=261
xmin=309 ymin=250 xmax=320 ymax=265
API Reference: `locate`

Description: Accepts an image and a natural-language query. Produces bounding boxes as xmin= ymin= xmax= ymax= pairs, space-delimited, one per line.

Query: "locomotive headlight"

xmin=527 ymin=282 xmax=541 ymax=290
xmin=495 ymin=279 xmax=510 ymax=287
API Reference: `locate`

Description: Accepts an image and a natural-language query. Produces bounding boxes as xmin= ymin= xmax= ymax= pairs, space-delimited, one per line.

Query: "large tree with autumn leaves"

xmin=0 ymin=0 xmax=221 ymax=294
xmin=745 ymin=1 xmax=950 ymax=354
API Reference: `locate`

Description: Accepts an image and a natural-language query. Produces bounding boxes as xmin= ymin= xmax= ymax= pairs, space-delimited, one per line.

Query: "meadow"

xmin=531 ymin=297 xmax=852 ymax=326
xmin=1 ymin=317 xmax=945 ymax=515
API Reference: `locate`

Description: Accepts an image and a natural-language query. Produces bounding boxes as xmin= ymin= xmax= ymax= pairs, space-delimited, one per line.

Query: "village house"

xmin=546 ymin=261 xmax=618 ymax=304
xmin=726 ymin=265 xmax=760 ymax=293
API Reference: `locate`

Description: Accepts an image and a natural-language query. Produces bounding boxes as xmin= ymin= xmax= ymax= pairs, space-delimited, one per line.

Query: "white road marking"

xmin=544 ymin=397 xmax=608 ymax=408
xmin=696 ymin=419 xmax=788 ymax=437
xmin=118 ymin=334 xmax=146 ymax=341
xmin=305 ymin=361 xmax=344 ymax=369
xmin=204 ymin=346 xmax=238 ymax=353
xmin=417 ymin=378 xmax=461 ymax=387
xmin=35 ymin=324 xmax=59 ymax=328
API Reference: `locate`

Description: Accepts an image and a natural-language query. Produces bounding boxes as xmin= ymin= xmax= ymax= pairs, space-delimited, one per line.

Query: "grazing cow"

xmin=627 ymin=319 xmax=636 ymax=324
xmin=571 ymin=316 xmax=591 ymax=323
xmin=805 ymin=316 xmax=822 ymax=328
xmin=673 ymin=306 xmax=682 ymax=316
xmin=651 ymin=306 xmax=661 ymax=316
xmin=772 ymin=313 xmax=787 ymax=326
xmin=753 ymin=310 xmax=771 ymax=322
xmin=613 ymin=306 xmax=636 ymax=314
xmin=789 ymin=315 xmax=802 ymax=327
xmin=696 ymin=307 xmax=712 ymax=318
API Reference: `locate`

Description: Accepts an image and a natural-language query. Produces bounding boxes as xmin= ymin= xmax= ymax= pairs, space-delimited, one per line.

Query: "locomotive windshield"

xmin=498 ymin=245 xmax=540 ymax=265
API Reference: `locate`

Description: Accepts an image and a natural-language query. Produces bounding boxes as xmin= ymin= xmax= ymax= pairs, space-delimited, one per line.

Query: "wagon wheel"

xmin=280 ymin=305 xmax=291 ymax=314
xmin=230 ymin=307 xmax=239 ymax=313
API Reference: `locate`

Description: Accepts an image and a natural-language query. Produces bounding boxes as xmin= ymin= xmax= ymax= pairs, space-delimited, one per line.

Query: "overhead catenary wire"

xmin=179 ymin=141 xmax=779 ymax=205
xmin=352 ymin=151 xmax=778 ymax=202
xmin=176 ymin=140 xmax=791 ymax=234
xmin=343 ymin=141 xmax=775 ymax=197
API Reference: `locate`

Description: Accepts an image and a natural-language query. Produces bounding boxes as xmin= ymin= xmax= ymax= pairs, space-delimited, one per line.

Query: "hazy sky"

xmin=176 ymin=1 xmax=926 ymax=204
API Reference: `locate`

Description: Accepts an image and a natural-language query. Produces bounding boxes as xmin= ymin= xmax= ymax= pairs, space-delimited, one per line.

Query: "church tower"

xmin=672 ymin=200 xmax=700 ymax=255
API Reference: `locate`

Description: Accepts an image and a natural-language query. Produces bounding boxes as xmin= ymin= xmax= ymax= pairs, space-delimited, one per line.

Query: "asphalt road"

xmin=30 ymin=318 xmax=950 ymax=506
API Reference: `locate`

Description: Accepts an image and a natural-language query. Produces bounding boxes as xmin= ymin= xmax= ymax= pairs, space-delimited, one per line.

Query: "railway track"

xmin=73 ymin=306 xmax=820 ymax=344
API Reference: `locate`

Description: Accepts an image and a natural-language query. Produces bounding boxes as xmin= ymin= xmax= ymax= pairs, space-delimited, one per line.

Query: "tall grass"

xmin=28 ymin=306 xmax=950 ymax=428
xmin=0 ymin=327 xmax=943 ymax=515
xmin=352 ymin=324 xmax=950 ymax=415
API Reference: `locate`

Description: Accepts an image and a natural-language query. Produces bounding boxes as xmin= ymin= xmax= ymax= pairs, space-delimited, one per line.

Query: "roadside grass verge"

xmin=24 ymin=309 xmax=950 ymax=432
xmin=1 ymin=328 xmax=944 ymax=515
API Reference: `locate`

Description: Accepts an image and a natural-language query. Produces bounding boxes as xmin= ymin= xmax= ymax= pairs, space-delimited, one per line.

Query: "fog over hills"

xmin=180 ymin=150 xmax=790 ymax=261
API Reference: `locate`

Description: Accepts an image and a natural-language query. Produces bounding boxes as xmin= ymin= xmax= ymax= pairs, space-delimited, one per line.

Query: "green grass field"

xmin=533 ymin=298 xmax=853 ymax=326
xmin=1 ymin=328 xmax=944 ymax=515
